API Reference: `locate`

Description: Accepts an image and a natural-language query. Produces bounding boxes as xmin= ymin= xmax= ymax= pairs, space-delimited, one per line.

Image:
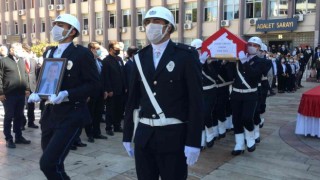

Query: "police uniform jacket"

xmin=123 ymin=40 xmax=204 ymax=150
xmin=41 ymin=43 xmax=100 ymax=129
xmin=202 ymin=61 xmax=218 ymax=92
xmin=213 ymin=61 xmax=233 ymax=95
xmin=228 ymin=56 xmax=265 ymax=101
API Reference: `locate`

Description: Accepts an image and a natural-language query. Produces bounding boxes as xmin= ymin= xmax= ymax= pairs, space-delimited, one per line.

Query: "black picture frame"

xmin=35 ymin=58 xmax=67 ymax=99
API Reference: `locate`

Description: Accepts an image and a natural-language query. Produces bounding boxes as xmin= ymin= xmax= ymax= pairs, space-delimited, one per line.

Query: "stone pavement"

xmin=1 ymin=81 xmax=320 ymax=180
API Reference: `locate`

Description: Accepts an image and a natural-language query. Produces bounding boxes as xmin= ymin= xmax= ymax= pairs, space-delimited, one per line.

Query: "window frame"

xmin=204 ymin=0 xmax=218 ymax=22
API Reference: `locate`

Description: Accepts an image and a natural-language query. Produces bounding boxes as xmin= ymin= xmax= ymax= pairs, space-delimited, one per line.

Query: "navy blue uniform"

xmin=39 ymin=43 xmax=100 ymax=179
xmin=123 ymin=40 xmax=203 ymax=180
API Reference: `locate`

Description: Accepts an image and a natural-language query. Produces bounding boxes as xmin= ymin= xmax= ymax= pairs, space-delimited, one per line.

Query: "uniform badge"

xmin=67 ymin=60 xmax=73 ymax=70
xmin=250 ymin=61 xmax=254 ymax=65
xmin=166 ymin=61 xmax=175 ymax=72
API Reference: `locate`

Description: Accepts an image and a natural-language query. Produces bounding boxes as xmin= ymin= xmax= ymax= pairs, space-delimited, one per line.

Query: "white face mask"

xmin=14 ymin=49 xmax=24 ymax=58
xmin=146 ymin=23 xmax=169 ymax=44
xmin=289 ymin=59 xmax=293 ymax=63
xmin=51 ymin=25 xmax=73 ymax=42
xmin=317 ymin=50 xmax=320 ymax=53
xmin=247 ymin=46 xmax=258 ymax=55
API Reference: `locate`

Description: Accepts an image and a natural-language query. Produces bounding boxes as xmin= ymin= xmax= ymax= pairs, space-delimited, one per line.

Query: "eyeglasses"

xmin=247 ymin=43 xmax=260 ymax=48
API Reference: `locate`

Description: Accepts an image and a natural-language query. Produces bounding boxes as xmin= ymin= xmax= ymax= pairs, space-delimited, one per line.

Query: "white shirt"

xmin=53 ymin=42 xmax=72 ymax=58
xmin=151 ymin=39 xmax=170 ymax=68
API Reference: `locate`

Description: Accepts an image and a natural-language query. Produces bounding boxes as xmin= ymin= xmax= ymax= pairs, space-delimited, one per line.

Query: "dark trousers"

xmin=278 ymin=75 xmax=287 ymax=91
xmin=40 ymin=126 xmax=80 ymax=180
xmin=203 ymin=89 xmax=216 ymax=129
xmin=212 ymin=87 xmax=229 ymax=124
xmin=2 ymin=95 xmax=25 ymax=141
xmin=105 ymin=95 xmax=124 ymax=130
xmin=22 ymin=101 xmax=35 ymax=127
xmin=231 ymin=99 xmax=257 ymax=134
xmin=317 ymin=68 xmax=320 ymax=80
xmin=85 ymin=96 xmax=104 ymax=137
xmin=134 ymin=135 xmax=187 ymax=180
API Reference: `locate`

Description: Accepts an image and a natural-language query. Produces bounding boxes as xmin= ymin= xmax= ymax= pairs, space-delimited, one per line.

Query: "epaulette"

xmin=174 ymin=43 xmax=196 ymax=52
xmin=136 ymin=44 xmax=151 ymax=54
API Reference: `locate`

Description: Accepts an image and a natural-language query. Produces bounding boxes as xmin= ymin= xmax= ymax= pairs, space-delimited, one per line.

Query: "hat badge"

xmin=149 ymin=10 xmax=156 ymax=15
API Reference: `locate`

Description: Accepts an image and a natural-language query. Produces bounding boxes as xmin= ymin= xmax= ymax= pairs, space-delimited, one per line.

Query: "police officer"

xmin=191 ymin=39 xmax=216 ymax=150
xmin=228 ymin=37 xmax=265 ymax=155
xmin=253 ymin=43 xmax=272 ymax=143
xmin=123 ymin=6 xmax=203 ymax=180
xmin=28 ymin=14 xmax=99 ymax=179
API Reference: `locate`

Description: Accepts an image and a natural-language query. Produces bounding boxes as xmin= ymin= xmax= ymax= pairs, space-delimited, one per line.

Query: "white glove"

xmin=123 ymin=142 xmax=134 ymax=157
xmin=50 ymin=91 xmax=68 ymax=104
xmin=238 ymin=51 xmax=249 ymax=64
xmin=184 ymin=146 xmax=200 ymax=166
xmin=199 ymin=51 xmax=209 ymax=64
xmin=28 ymin=93 xmax=41 ymax=103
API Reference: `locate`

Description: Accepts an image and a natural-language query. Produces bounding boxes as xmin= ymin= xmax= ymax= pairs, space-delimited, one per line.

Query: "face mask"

xmin=272 ymin=58 xmax=276 ymax=61
xmin=14 ymin=49 xmax=24 ymax=58
xmin=146 ymin=23 xmax=169 ymax=44
xmin=247 ymin=46 xmax=258 ymax=55
xmin=300 ymin=56 xmax=304 ymax=58
xmin=266 ymin=54 xmax=269 ymax=58
xmin=317 ymin=50 xmax=320 ymax=53
xmin=51 ymin=25 xmax=73 ymax=42
xmin=289 ymin=59 xmax=293 ymax=63
xmin=281 ymin=59 xmax=285 ymax=63
xmin=114 ymin=49 xmax=120 ymax=56
xmin=96 ymin=49 xmax=102 ymax=57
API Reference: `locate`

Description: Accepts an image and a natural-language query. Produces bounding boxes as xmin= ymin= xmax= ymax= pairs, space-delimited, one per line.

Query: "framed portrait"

xmin=35 ymin=58 xmax=67 ymax=99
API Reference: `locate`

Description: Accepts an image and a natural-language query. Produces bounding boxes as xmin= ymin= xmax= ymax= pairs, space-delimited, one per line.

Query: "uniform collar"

xmin=58 ymin=42 xmax=72 ymax=52
xmin=151 ymin=39 xmax=170 ymax=52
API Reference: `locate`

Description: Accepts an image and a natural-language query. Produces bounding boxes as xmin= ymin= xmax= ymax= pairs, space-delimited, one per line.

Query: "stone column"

xmin=239 ymin=0 xmax=245 ymax=38
xmin=196 ymin=0 xmax=203 ymax=39
xmin=103 ymin=2 xmax=109 ymax=47
xmin=34 ymin=0 xmax=40 ymax=40
xmin=178 ymin=0 xmax=184 ymax=43
xmin=88 ymin=0 xmax=95 ymax=42
xmin=116 ymin=0 xmax=122 ymax=42
xmin=76 ymin=0 xmax=82 ymax=44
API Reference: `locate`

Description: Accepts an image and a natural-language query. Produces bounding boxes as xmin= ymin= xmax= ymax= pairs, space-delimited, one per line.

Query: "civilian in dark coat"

xmin=102 ymin=41 xmax=127 ymax=135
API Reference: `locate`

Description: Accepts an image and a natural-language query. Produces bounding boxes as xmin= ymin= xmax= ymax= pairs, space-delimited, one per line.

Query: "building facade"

xmin=0 ymin=0 xmax=319 ymax=51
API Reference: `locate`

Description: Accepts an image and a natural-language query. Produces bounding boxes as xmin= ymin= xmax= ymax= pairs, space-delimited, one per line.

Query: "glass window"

xmin=122 ymin=9 xmax=131 ymax=27
xmin=50 ymin=0 xmax=54 ymax=5
xmin=22 ymin=0 xmax=26 ymax=9
xmin=23 ymin=23 xmax=27 ymax=33
xmin=123 ymin=40 xmax=131 ymax=53
xmin=40 ymin=0 xmax=45 ymax=7
xmin=185 ymin=2 xmax=197 ymax=22
xmin=136 ymin=39 xmax=146 ymax=50
xmin=223 ymin=0 xmax=240 ymax=20
xmin=14 ymin=0 xmax=17 ymax=10
xmin=14 ymin=22 xmax=18 ymax=35
xmin=246 ymin=0 xmax=262 ymax=18
xmin=268 ymin=0 xmax=288 ymax=17
xmin=0 ymin=23 xmax=1 ymax=35
xmin=32 ymin=19 xmax=35 ymax=33
xmin=204 ymin=0 xmax=218 ymax=22
xmin=41 ymin=20 xmax=45 ymax=32
xmin=6 ymin=22 xmax=10 ymax=35
xmin=168 ymin=4 xmax=179 ymax=24
xmin=137 ymin=8 xmax=145 ymax=26
xmin=31 ymin=0 xmax=35 ymax=8
xmin=96 ymin=12 xmax=103 ymax=29
xmin=109 ymin=11 xmax=116 ymax=28
xmin=83 ymin=15 xmax=89 ymax=30
xmin=5 ymin=0 xmax=9 ymax=11
xmin=71 ymin=0 xmax=76 ymax=3
xmin=295 ymin=0 xmax=316 ymax=14
xmin=58 ymin=0 xmax=64 ymax=4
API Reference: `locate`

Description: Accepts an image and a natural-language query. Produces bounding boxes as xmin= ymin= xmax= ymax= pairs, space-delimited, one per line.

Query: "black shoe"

xmin=70 ymin=145 xmax=77 ymax=150
xmin=219 ymin=133 xmax=226 ymax=139
xmin=247 ymin=144 xmax=256 ymax=152
xmin=21 ymin=126 xmax=25 ymax=131
xmin=200 ymin=146 xmax=206 ymax=151
xmin=93 ymin=134 xmax=108 ymax=140
xmin=259 ymin=123 xmax=264 ymax=128
xmin=231 ymin=150 xmax=244 ymax=156
xmin=114 ymin=127 xmax=123 ymax=132
xmin=74 ymin=142 xmax=87 ymax=147
xmin=255 ymin=137 xmax=261 ymax=143
xmin=15 ymin=136 xmax=31 ymax=144
xmin=6 ymin=139 xmax=16 ymax=148
xmin=207 ymin=139 xmax=214 ymax=148
xmin=28 ymin=124 xmax=39 ymax=129
xmin=106 ymin=130 xmax=114 ymax=136
xmin=88 ymin=137 xmax=95 ymax=143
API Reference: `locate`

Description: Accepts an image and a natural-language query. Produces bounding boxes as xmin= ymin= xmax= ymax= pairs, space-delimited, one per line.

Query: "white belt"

xmin=261 ymin=77 xmax=268 ymax=81
xmin=140 ymin=118 xmax=183 ymax=127
xmin=216 ymin=81 xmax=233 ymax=88
xmin=203 ymin=84 xmax=216 ymax=90
xmin=233 ymin=87 xmax=257 ymax=93
xmin=258 ymin=83 xmax=261 ymax=87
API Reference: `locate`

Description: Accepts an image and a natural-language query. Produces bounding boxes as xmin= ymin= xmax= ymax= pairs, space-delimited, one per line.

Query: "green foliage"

xmin=31 ymin=40 xmax=58 ymax=57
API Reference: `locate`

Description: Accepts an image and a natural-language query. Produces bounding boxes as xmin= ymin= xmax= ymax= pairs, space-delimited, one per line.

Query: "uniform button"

xmin=68 ymin=74 xmax=70 ymax=77
xmin=152 ymin=114 xmax=156 ymax=118
xmin=153 ymin=81 xmax=157 ymax=85
xmin=170 ymin=80 xmax=173 ymax=83
xmin=153 ymin=92 xmax=156 ymax=96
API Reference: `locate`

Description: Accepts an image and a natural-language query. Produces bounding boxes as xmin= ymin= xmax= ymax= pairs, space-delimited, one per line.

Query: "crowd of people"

xmin=0 ymin=6 xmax=320 ymax=180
